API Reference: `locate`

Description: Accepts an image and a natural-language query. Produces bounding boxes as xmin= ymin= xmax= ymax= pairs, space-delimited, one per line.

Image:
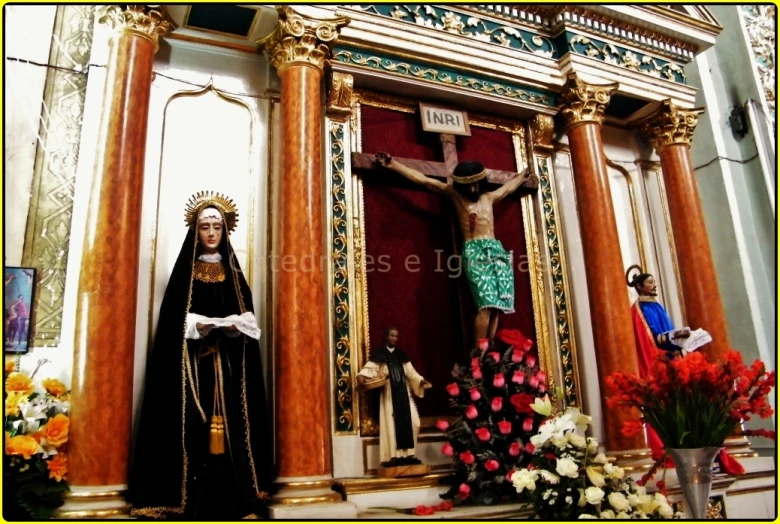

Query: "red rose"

xmin=458 ymin=483 xmax=471 ymax=499
xmin=497 ymin=329 xmax=531 ymax=349
xmin=470 ymin=388 xmax=481 ymax=401
xmin=465 ymin=405 xmax=478 ymax=419
xmin=505 ymin=469 xmax=516 ymax=482
xmin=538 ymin=383 xmax=547 ymax=394
xmin=508 ymin=442 xmax=521 ymax=456
xmin=491 ymin=397 xmax=503 ymax=412
xmin=446 ymin=383 xmax=459 ymax=396
xmin=485 ymin=459 xmax=499 ymax=472
xmin=525 ymin=354 xmax=537 ymax=368
xmin=472 ymin=368 xmax=483 ymax=380
xmin=529 ymin=376 xmax=539 ymax=388
xmin=536 ymin=370 xmax=547 ymax=382
xmin=511 ymin=349 xmax=524 ymax=363
xmin=436 ymin=419 xmax=450 ymax=432
xmin=459 ymin=450 xmax=475 ymax=464
xmin=475 ymin=428 xmax=491 ymax=441
xmin=545 ymin=452 xmax=557 ymax=460
xmin=437 ymin=501 xmax=453 ymax=512
xmin=512 ymin=370 xmax=525 ymax=384
xmin=488 ymin=351 xmax=500 ymax=363
xmin=478 ymin=338 xmax=490 ymax=351
xmin=509 ymin=393 xmax=535 ymax=414
xmin=471 ymin=357 xmax=481 ymax=369
xmin=441 ymin=442 xmax=454 ymax=457
xmin=493 ymin=374 xmax=505 ymax=388
xmin=522 ymin=418 xmax=534 ymax=432
xmin=498 ymin=420 xmax=512 ymax=434
xmin=525 ymin=442 xmax=535 ymax=454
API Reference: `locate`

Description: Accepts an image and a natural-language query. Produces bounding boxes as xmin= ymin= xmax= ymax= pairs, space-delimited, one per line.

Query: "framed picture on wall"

xmin=4 ymin=267 xmax=35 ymax=354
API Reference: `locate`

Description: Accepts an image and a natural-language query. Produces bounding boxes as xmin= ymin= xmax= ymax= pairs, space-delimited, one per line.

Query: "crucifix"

xmin=351 ymin=130 xmax=539 ymax=348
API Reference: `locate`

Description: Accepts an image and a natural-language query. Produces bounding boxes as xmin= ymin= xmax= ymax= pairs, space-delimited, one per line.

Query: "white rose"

xmin=578 ymin=514 xmax=597 ymax=519
xmin=593 ymin=452 xmax=608 ymax=464
xmin=585 ymin=486 xmax=605 ymax=505
xmin=608 ymin=492 xmax=630 ymax=511
xmin=551 ymin=434 xmax=569 ymax=449
xmin=556 ymin=457 xmax=579 ymax=478
xmin=654 ymin=492 xmax=669 ymax=504
xmin=568 ymin=432 xmax=587 ymax=448
xmin=585 ymin=466 xmax=605 ymax=487
xmin=615 ymin=512 xmax=630 ymax=519
xmin=600 ymin=510 xmax=616 ymax=519
xmin=511 ymin=468 xmax=539 ymax=493
xmin=603 ymin=462 xmax=625 ymax=479
xmin=539 ymin=469 xmax=560 ymax=484
xmin=627 ymin=494 xmax=640 ymax=507
xmin=586 ymin=437 xmax=599 ymax=454
xmin=658 ymin=503 xmax=674 ymax=518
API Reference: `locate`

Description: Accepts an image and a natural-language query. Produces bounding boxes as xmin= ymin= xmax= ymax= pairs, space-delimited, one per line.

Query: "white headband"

xmin=198 ymin=206 xmax=223 ymax=222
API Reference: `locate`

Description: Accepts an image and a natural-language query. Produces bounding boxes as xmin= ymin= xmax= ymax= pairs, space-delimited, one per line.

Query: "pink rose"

xmin=488 ymin=352 xmax=500 ymax=363
xmin=472 ymin=368 xmax=483 ymax=380
xmin=436 ymin=419 xmax=450 ymax=432
xmin=512 ymin=370 xmax=525 ymax=384
xmin=522 ymin=418 xmax=534 ymax=432
xmin=498 ymin=420 xmax=512 ymax=435
xmin=441 ymin=442 xmax=454 ymax=457
xmin=525 ymin=442 xmax=536 ymax=454
xmin=493 ymin=374 xmax=505 ymax=388
xmin=465 ymin=405 xmax=478 ymax=419
xmin=469 ymin=388 xmax=481 ymax=401
xmin=475 ymin=428 xmax=491 ymax=441
xmin=491 ymin=397 xmax=503 ymax=412
xmin=511 ymin=349 xmax=524 ymax=363
xmin=536 ymin=371 xmax=547 ymax=382
xmin=446 ymin=383 xmax=459 ymax=396
xmin=525 ymin=355 xmax=537 ymax=368
xmin=478 ymin=339 xmax=490 ymax=351
xmin=485 ymin=459 xmax=499 ymax=472
xmin=529 ymin=376 xmax=539 ymax=388
xmin=471 ymin=357 xmax=480 ymax=369
xmin=458 ymin=483 xmax=471 ymax=499
xmin=459 ymin=451 xmax=475 ymax=465
xmin=505 ymin=469 xmax=516 ymax=482
xmin=509 ymin=442 xmax=522 ymax=456
xmin=538 ymin=383 xmax=547 ymax=393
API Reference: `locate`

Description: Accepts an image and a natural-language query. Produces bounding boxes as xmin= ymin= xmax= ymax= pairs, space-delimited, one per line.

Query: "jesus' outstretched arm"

xmin=487 ymin=167 xmax=531 ymax=202
xmin=375 ymin=152 xmax=451 ymax=194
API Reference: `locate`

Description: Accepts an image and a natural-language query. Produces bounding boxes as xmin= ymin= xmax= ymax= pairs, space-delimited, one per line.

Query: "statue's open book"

xmin=672 ymin=328 xmax=711 ymax=353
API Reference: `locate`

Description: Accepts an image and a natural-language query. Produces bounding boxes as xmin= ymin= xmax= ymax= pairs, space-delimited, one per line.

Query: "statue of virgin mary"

xmin=128 ymin=192 xmax=274 ymax=519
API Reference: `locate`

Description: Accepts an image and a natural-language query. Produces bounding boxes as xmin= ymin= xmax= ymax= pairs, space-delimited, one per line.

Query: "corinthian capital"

xmin=558 ymin=73 xmax=619 ymax=129
xmin=640 ymin=100 xmax=706 ymax=152
xmin=259 ymin=7 xmax=350 ymax=75
xmin=98 ymin=5 xmax=174 ymax=51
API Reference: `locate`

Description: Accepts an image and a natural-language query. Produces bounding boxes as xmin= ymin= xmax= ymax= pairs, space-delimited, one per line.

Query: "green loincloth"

xmin=462 ymin=238 xmax=515 ymax=313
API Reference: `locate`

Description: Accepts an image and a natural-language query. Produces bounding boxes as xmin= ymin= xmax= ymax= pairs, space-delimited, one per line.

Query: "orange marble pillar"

xmin=559 ymin=74 xmax=646 ymax=453
xmin=641 ymin=101 xmax=730 ymax=361
xmin=61 ymin=6 xmax=171 ymax=518
xmin=259 ymin=6 xmax=348 ymax=500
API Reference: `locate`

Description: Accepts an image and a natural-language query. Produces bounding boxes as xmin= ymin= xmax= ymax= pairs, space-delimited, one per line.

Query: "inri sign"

xmin=419 ymin=102 xmax=471 ymax=136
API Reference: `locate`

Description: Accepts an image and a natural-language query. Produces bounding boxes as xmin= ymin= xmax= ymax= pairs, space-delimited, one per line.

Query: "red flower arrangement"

xmin=437 ymin=329 xmax=548 ymax=505
xmin=606 ymin=349 xmax=775 ymax=449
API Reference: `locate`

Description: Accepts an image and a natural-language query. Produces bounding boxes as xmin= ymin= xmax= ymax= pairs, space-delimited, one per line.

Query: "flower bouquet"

xmin=512 ymin=408 xmax=682 ymax=519
xmin=437 ymin=329 xmax=549 ymax=505
xmin=4 ymin=358 xmax=71 ymax=519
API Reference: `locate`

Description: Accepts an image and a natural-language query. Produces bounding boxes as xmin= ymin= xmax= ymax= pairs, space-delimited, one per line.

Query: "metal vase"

xmin=667 ymin=447 xmax=721 ymax=519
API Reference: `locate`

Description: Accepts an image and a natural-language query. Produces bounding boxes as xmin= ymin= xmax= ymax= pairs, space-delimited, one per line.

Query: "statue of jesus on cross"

xmin=374 ymin=151 xmax=532 ymax=348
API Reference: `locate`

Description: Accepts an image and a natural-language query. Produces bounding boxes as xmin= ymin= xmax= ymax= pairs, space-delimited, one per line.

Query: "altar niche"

xmin=348 ymin=92 xmax=552 ymax=440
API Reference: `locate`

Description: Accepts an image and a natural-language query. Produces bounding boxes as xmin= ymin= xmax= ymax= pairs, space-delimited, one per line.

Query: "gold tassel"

xmin=210 ymin=415 xmax=225 ymax=455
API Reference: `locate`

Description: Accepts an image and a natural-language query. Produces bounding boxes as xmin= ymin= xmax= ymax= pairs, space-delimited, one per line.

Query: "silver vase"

xmin=667 ymin=447 xmax=721 ymax=519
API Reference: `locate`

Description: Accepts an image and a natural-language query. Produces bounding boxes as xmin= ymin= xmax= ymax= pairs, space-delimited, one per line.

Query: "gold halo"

xmin=184 ymin=191 xmax=239 ymax=232
xmin=625 ymin=264 xmax=644 ymax=287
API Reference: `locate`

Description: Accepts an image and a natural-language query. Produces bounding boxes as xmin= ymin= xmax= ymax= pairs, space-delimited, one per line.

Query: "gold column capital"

xmin=558 ymin=73 xmax=619 ymax=129
xmin=530 ymin=114 xmax=555 ymax=151
xmin=259 ymin=6 xmax=350 ymax=75
xmin=98 ymin=5 xmax=174 ymax=52
xmin=326 ymin=72 xmax=354 ymax=120
xmin=640 ymin=100 xmax=706 ymax=152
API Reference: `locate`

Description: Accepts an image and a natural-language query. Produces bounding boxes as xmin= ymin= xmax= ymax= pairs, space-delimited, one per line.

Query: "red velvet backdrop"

xmin=360 ymin=105 xmax=536 ymax=417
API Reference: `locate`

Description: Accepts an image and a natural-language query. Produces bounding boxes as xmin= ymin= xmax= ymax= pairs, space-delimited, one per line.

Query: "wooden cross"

xmin=350 ymin=133 xmax=539 ymax=190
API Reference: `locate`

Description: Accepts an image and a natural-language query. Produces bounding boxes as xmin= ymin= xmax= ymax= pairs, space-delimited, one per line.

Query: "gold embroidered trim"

xmin=194 ymin=260 xmax=225 ymax=283
xmin=637 ymin=295 xmax=657 ymax=303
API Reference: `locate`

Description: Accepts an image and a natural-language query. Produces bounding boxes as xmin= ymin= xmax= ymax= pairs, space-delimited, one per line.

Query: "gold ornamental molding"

xmin=530 ymin=114 xmax=555 ymax=151
xmin=640 ymin=99 xmax=705 ymax=152
xmin=258 ymin=6 xmax=349 ymax=75
xmin=327 ymin=72 xmax=354 ymax=121
xmin=98 ymin=5 xmax=174 ymax=51
xmin=558 ymin=73 xmax=618 ymax=129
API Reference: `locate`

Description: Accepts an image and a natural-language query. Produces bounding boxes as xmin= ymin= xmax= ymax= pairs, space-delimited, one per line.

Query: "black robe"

xmin=128 ymin=227 xmax=274 ymax=519
xmin=370 ymin=347 xmax=414 ymax=451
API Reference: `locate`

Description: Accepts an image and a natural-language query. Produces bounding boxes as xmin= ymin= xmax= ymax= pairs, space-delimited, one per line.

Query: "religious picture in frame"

xmin=4 ymin=267 xmax=35 ymax=353
xmin=419 ymin=102 xmax=471 ymax=136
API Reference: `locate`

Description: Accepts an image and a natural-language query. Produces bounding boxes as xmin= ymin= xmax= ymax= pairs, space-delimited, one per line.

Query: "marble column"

xmin=641 ymin=101 xmax=730 ymax=361
xmin=59 ymin=6 xmax=171 ymax=519
xmin=558 ymin=74 xmax=647 ymax=454
xmin=258 ymin=8 xmax=356 ymax=518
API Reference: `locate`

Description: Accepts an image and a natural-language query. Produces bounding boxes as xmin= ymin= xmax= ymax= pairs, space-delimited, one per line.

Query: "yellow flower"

xmin=5 ymin=360 xmax=16 ymax=374
xmin=47 ymin=453 xmax=67 ymax=482
xmin=40 ymin=414 xmax=69 ymax=447
xmin=5 ymin=391 xmax=29 ymax=417
xmin=5 ymin=372 xmax=34 ymax=396
xmin=5 ymin=435 xmax=41 ymax=459
xmin=42 ymin=378 xmax=68 ymax=398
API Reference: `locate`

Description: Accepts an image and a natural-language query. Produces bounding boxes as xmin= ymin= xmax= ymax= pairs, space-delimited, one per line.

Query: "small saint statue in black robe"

xmin=128 ymin=193 xmax=274 ymax=519
xmin=357 ymin=327 xmax=432 ymax=467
